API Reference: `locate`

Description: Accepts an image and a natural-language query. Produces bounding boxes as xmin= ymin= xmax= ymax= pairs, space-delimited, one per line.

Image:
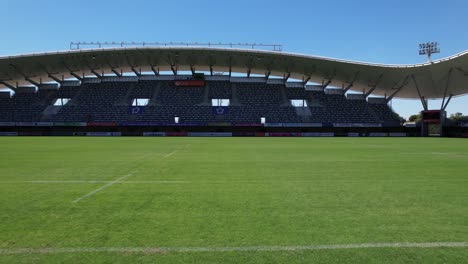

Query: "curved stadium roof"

xmin=1 ymin=47 xmax=468 ymax=99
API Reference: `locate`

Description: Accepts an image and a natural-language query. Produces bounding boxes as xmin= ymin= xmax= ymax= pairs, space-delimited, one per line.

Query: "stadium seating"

xmin=368 ymin=103 xmax=402 ymax=126
xmin=0 ymin=89 xmax=53 ymax=122
xmin=230 ymin=83 xmax=301 ymax=123
xmin=52 ymin=82 xmax=128 ymax=122
xmin=0 ymin=79 xmax=402 ymax=125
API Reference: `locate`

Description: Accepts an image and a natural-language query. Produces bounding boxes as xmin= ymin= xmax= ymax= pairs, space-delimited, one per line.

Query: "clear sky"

xmin=1 ymin=0 xmax=467 ymax=119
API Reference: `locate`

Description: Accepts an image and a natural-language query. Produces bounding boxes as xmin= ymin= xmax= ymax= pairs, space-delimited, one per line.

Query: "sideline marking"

xmin=72 ymin=171 xmax=137 ymax=203
xmin=25 ymin=180 xmax=190 ymax=184
xmin=0 ymin=242 xmax=466 ymax=255
xmin=1 ymin=178 xmax=466 ymax=185
xmin=401 ymin=152 xmax=467 ymax=156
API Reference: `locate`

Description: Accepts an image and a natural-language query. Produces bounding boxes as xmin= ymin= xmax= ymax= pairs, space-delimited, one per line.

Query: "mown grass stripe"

xmin=0 ymin=242 xmax=466 ymax=255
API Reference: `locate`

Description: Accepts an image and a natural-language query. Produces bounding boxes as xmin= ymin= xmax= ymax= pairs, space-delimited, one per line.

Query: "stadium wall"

xmin=0 ymin=124 xmax=445 ymax=137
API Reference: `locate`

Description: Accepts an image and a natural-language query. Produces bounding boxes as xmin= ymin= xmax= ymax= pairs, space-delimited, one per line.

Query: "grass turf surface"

xmin=0 ymin=137 xmax=467 ymax=263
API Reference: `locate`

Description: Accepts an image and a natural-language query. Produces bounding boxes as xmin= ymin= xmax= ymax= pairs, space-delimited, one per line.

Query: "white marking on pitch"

xmin=26 ymin=180 xmax=190 ymax=184
xmin=70 ymin=148 xmax=180 ymax=203
xmin=3 ymin=178 xmax=466 ymax=185
xmin=401 ymin=152 xmax=467 ymax=156
xmin=72 ymin=171 xmax=138 ymax=203
xmin=160 ymin=144 xmax=193 ymax=159
xmin=162 ymin=150 xmax=178 ymax=159
xmin=0 ymin=242 xmax=466 ymax=255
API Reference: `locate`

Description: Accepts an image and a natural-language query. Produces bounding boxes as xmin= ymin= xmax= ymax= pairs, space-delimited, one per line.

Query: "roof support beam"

xmin=210 ymin=65 xmax=214 ymax=76
xmin=343 ymin=83 xmax=353 ymax=93
xmin=85 ymin=60 xmax=101 ymax=79
xmin=48 ymin=74 xmax=63 ymax=83
xmin=190 ymin=66 xmax=196 ymax=75
xmin=226 ymin=56 xmax=233 ymax=77
xmin=111 ymin=68 xmax=122 ymax=77
xmin=365 ymin=85 xmax=378 ymax=97
xmin=70 ymin=72 xmax=83 ymax=81
xmin=455 ymin=67 xmax=468 ymax=76
xmin=170 ymin=65 xmax=177 ymax=75
xmin=25 ymin=77 xmax=40 ymax=87
xmin=151 ymin=66 xmax=160 ymax=76
xmin=283 ymin=73 xmax=290 ymax=84
xmin=265 ymin=70 xmax=271 ymax=79
xmin=60 ymin=60 xmax=82 ymax=80
xmin=91 ymin=69 xmax=102 ymax=79
xmin=411 ymin=74 xmax=428 ymax=110
xmin=442 ymin=94 xmax=453 ymax=111
xmin=322 ymin=79 xmax=332 ymax=88
xmin=343 ymin=71 xmax=360 ymax=93
xmin=107 ymin=61 xmax=122 ymax=77
xmin=322 ymin=70 xmax=336 ymax=89
xmin=7 ymin=64 xmax=39 ymax=86
xmin=440 ymin=68 xmax=453 ymax=110
xmin=386 ymin=88 xmax=402 ymax=103
xmin=126 ymin=56 xmax=141 ymax=77
xmin=131 ymin=67 xmax=141 ymax=77
xmin=386 ymin=75 xmax=409 ymax=103
xmin=247 ymin=68 xmax=251 ymax=78
xmin=38 ymin=63 xmax=60 ymax=81
xmin=365 ymin=73 xmax=384 ymax=97
xmin=0 ymin=81 xmax=16 ymax=90
xmin=303 ymin=76 xmax=311 ymax=85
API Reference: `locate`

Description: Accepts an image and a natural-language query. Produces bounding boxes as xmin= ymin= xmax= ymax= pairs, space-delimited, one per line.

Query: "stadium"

xmin=1 ymin=1 xmax=468 ymax=263
xmin=1 ymin=44 xmax=468 ymax=137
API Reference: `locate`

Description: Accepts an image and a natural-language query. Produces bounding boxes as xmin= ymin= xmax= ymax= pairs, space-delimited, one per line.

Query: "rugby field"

xmin=0 ymin=137 xmax=467 ymax=263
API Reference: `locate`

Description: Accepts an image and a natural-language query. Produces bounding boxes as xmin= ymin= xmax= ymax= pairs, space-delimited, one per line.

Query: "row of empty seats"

xmin=0 ymin=80 xmax=402 ymax=125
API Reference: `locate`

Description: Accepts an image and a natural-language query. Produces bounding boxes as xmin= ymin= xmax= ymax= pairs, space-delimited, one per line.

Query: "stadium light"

xmin=419 ymin=42 xmax=440 ymax=62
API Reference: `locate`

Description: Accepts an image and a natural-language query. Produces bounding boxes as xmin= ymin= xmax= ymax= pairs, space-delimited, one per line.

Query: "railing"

xmin=70 ymin=41 xmax=283 ymax=51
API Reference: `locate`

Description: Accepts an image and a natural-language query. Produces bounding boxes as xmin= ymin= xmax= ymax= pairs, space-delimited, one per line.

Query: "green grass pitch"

xmin=0 ymin=137 xmax=467 ymax=263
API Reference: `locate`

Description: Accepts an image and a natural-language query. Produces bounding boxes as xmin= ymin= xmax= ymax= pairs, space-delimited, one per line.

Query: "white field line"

xmin=401 ymin=152 xmax=468 ymax=156
xmin=0 ymin=242 xmax=466 ymax=255
xmin=162 ymin=150 xmax=178 ymax=159
xmin=161 ymin=144 xmax=192 ymax=159
xmin=71 ymin=148 xmax=179 ymax=203
xmin=1 ymin=178 xmax=467 ymax=185
xmin=72 ymin=171 xmax=138 ymax=203
xmin=25 ymin=180 xmax=190 ymax=184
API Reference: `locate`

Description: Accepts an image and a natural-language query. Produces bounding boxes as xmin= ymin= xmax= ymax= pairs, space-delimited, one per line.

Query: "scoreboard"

xmin=421 ymin=110 xmax=446 ymax=136
xmin=174 ymin=80 xmax=206 ymax=87
xmin=421 ymin=110 xmax=445 ymax=123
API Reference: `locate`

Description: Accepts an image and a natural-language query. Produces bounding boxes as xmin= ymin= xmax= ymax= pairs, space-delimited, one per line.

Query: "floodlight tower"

xmin=417 ymin=42 xmax=446 ymax=137
xmin=419 ymin=42 xmax=440 ymax=62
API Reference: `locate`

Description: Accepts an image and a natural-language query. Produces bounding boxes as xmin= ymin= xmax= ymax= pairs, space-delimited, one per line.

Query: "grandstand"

xmin=0 ymin=79 xmax=401 ymax=125
xmin=0 ymin=46 xmax=467 ymax=137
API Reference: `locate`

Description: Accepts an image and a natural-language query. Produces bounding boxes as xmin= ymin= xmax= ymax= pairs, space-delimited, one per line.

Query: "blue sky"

xmin=1 ymin=0 xmax=467 ymax=118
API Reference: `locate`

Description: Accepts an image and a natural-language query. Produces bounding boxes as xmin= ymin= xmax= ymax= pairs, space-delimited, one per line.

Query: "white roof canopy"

xmin=1 ymin=47 xmax=468 ymax=99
